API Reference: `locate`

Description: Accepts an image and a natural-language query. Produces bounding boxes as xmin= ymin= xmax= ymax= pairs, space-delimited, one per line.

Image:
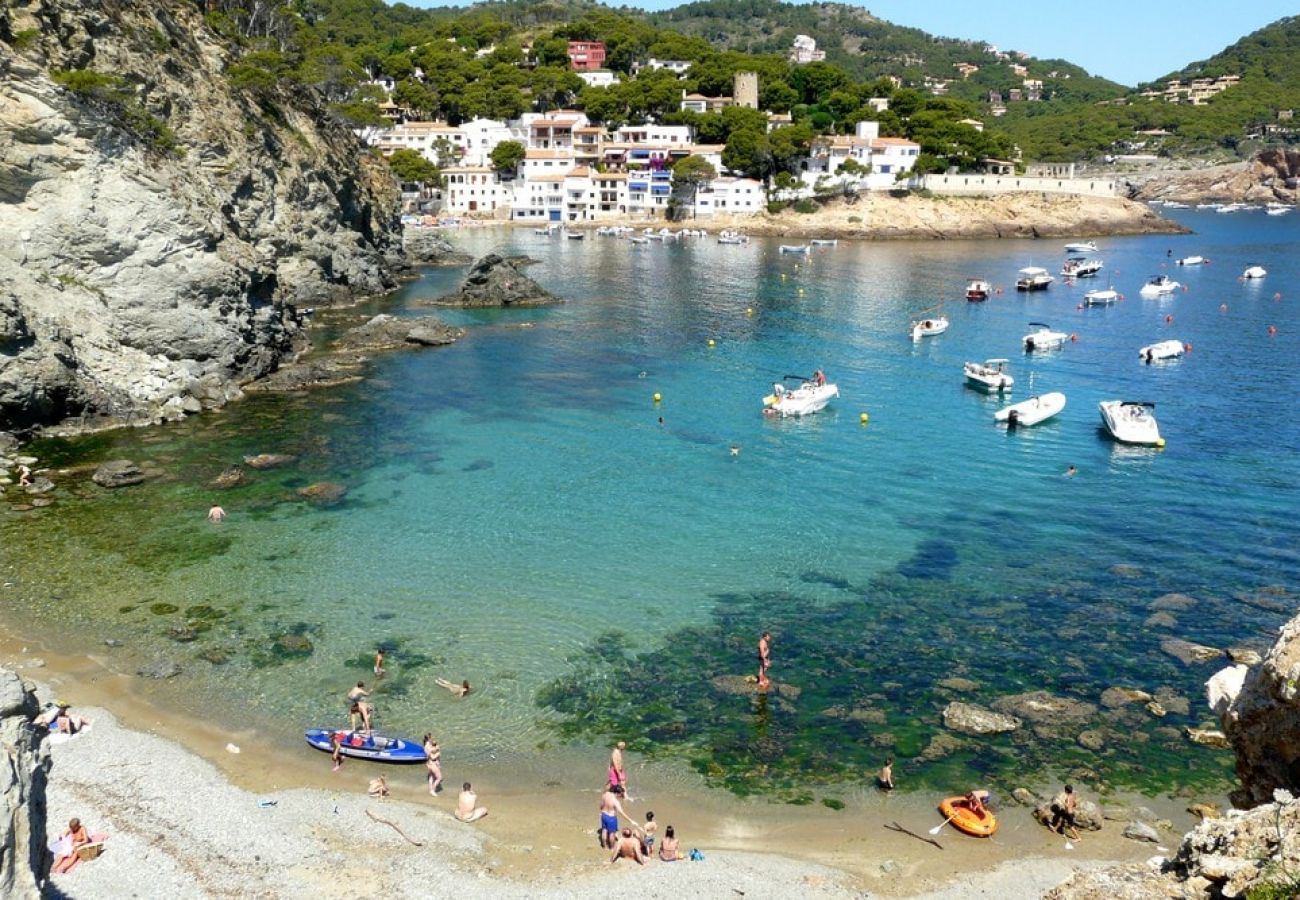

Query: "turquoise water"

xmin=6 ymin=208 xmax=1298 ymax=795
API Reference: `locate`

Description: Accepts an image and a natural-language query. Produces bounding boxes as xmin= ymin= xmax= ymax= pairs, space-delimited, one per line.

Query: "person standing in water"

xmin=608 ymin=741 xmax=628 ymax=794
xmin=347 ymin=682 xmax=372 ymax=733
xmin=757 ymin=632 xmax=772 ymax=689
xmin=424 ymin=734 xmax=442 ymax=795
xmin=373 ymin=647 xmax=386 ymax=678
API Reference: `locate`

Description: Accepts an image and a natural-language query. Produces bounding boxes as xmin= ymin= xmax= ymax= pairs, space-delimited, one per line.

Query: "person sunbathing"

xmin=436 ymin=678 xmax=471 ymax=698
xmin=51 ymin=818 xmax=93 ymax=874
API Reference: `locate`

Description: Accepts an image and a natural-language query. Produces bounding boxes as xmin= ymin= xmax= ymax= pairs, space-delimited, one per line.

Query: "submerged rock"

xmin=243 ymin=453 xmax=297 ymax=470
xmin=937 ymin=676 xmax=980 ymax=693
xmin=1185 ymin=726 xmax=1231 ymax=749
xmin=941 ymin=701 xmax=1021 ymax=735
xmin=137 ymin=660 xmax=181 ymax=679
xmin=1227 ymin=647 xmax=1263 ymax=666
xmin=1151 ymin=592 xmax=1197 ymax=611
xmin=1160 ymin=638 xmax=1225 ymax=666
xmin=991 ymin=691 xmax=1097 ymax=727
xmin=333 ymin=314 xmax=461 ymax=353
xmin=211 ymin=466 xmax=246 ymax=489
xmin=297 ymin=481 xmax=347 ymax=506
xmin=1101 ymin=687 xmax=1154 ymax=709
xmin=92 ymin=460 xmax=145 ymax=488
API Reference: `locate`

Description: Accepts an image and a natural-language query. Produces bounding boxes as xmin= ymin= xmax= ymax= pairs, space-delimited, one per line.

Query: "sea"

xmin=4 ymin=205 xmax=1298 ymax=803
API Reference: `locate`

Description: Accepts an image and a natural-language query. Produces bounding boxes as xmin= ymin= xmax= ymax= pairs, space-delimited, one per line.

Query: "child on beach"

xmin=640 ymin=811 xmax=657 ymax=856
xmin=330 ymin=732 xmax=344 ymax=771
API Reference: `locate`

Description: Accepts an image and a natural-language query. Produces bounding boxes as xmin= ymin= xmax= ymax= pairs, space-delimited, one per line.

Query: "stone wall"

xmin=0 ymin=669 xmax=47 ymax=899
xmin=914 ymin=173 xmax=1120 ymax=198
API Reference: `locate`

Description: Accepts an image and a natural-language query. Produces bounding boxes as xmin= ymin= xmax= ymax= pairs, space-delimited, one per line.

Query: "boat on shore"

xmin=1063 ymin=241 xmax=1097 ymax=254
xmin=762 ymin=375 xmax=838 ymax=417
xmin=965 ymin=278 xmax=992 ymax=302
xmin=1139 ymin=275 xmax=1180 ymax=296
xmin=779 ymin=244 xmax=811 ymax=255
xmin=910 ymin=314 xmax=950 ymax=341
xmin=1099 ymin=400 xmax=1163 ymax=446
xmin=305 ymin=729 xmax=427 ymax=764
xmin=1139 ymin=339 xmax=1186 ymax=363
xmin=994 ymin=392 xmax=1066 ymax=428
xmin=938 ymin=796 xmax=997 ymax=838
xmin=1023 ymin=322 xmax=1069 ymax=351
xmin=1015 ymin=266 xmax=1053 ymax=292
xmin=1084 ymin=288 xmax=1120 ymax=306
xmin=964 ymin=358 xmax=1014 ymax=391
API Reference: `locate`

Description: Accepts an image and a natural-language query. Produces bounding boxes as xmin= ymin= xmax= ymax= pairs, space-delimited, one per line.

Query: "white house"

xmin=615 ymin=124 xmax=693 ymax=146
xmin=373 ymin=120 xmax=467 ymax=166
xmin=691 ymin=177 xmax=764 ymax=217
xmin=441 ymin=167 xmax=510 ymax=216
xmin=789 ymin=34 xmax=825 ymax=64
xmin=800 ymin=120 xmax=921 ymax=189
xmin=633 ymin=58 xmax=693 ymax=77
xmin=521 ymin=148 xmax=577 ymax=180
xmin=458 ymin=118 xmax=514 ymax=167
xmin=577 ymin=69 xmax=617 ymax=88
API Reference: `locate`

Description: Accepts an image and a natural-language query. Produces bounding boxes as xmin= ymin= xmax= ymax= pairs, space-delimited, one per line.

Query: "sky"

xmin=402 ymin=0 xmax=1295 ymax=87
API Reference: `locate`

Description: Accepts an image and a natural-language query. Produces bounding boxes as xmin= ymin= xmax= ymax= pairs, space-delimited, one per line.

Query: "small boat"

xmin=1242 ymin=265 xmax=1267 ymax=279
xmin=1063 ymin=241 xmax=1097 ymax=254
xmin=718 ymin=231 xmax=749 ymax=245
xmin=1139 ymin=275 xmax=1180 ymax=296
xmin=1084 ymin=288 xmax=1120 ymax=306
xmin=534 ymin=223 xmax=561 ymax=236
xmin=779 ymin=244 xmax=811 ymax=255
xmin=762 ymin=376 xmax=838 ymax=417
xmin=304 ymin=729 xmax=427 ymax=764
xmin=629 ymin=236 xmax=649 ymax=245
xmin=1061 ymin=258 xmax=1103 ymax=278
xmin=1267 ymin=206 xmax=1292 ymax=216
xmin=910 ymin=315 xmax=950 ymax=341
xmin=565 ymin=230 xmax=585 ymax=240
xmin=810 ymin=239 xmax=838 ymax=247
xmin=995 ymin=392 xmax=1066 ymax=428
xmin=1015 ymin=266 xmax=1054 ymax=291
xmin=1139 ymin=339 xmax=1186 ymax=363
xmin=938 ymin=796 xmax=997 ymax=838
xmin=1099 ymin=400 xmax=1163 ymax=446
xmin=1023 ymin=322 xmax=1069 ymax=351
xmin=1176 ymin=255 xmax=1206 ymax=266
xmin=965 ymin=278 xmax=991 ymax=302
xmin=1165 ymin=201 xmax=1190 ymax=209
xmin=964 ymin=358 xmax=1013 ymax=392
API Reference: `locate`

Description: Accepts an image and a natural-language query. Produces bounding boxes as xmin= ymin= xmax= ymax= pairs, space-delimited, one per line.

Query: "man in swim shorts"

xmin=598 ymin=784 xmax=629 ymax=849
xmin=608 ymin=740 xmax=627 ymax=792
xmin=757 ymin=632 xmax=772 ymax=689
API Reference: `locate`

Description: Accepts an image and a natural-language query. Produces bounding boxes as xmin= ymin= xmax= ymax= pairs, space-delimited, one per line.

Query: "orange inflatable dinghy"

xmin=938 ymin=796 xmax=998 ymax=837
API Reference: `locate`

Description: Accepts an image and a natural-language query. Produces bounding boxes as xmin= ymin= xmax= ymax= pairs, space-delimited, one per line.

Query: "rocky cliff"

xmin=0 ymin=0 xmax=404 ymax=436
xmin=0 ymin=669 xmax=48 ymax=899
xmin=1049 ymin=610 xmax=1300 ymax=899
xmin=1132 ymin=149 xmax=1300 ymax=205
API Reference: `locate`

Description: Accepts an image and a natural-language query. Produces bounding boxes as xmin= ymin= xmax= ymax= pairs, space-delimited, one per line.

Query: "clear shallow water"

xmin=5 ymin=208 xmax=1298 ymax=796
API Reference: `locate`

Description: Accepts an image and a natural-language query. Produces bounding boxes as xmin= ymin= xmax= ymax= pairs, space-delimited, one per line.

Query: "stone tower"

xmin=734 ymin=71 xmax=759 ymax=109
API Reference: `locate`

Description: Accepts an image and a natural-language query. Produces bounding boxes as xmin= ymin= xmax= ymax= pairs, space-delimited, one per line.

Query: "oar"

xmin=929 ymin=812 xmax=956 ymax=835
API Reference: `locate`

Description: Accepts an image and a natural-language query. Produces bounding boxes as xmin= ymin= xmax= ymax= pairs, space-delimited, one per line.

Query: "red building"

xmin=567 ymin=41 xmax=606 ymax=71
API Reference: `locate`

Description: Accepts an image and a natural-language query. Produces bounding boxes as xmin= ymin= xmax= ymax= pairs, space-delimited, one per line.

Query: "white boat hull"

xmin=1243 ymin=266 xmax=1267 ymax=279
xmin=995 ymin=392 xmax=1066 ymax=427
xmin=1139 ymin=339 xmax=1185 ymax=362
xmin=1084 ymin=289 xmax=1119 ymax=305
xmin=779 ymin=244 xmax=811 ymax=255
xmin=963 ymin=361 xmax=1014 ymax=391
xmin=1024 ymin=328 xmax=1069 ymax=351
xmin=763 ymin=382 xmax=838 ymax=417
xmin=1099 ymin=401 xmax=1162 ymax=446
xmin=1140 ymin=278 xmax=1180 ymax=296
xmin=911 ymin=317 xmax=949 ymax=341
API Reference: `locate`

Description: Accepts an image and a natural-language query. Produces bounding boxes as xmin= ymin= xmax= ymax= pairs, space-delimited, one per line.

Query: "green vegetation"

xmin=10 ymin=28 xmax=40 ymax=50
xmin=50 ymin=68 xmax=182 ymax=157
xmin=489 ymin=139 xmax=527 ymax=176
xmin=384 ymin=147 xmax=441 ymax=185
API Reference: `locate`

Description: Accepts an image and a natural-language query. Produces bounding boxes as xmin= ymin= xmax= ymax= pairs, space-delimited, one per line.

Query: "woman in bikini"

xmin=424 ymin=734 xmax=443 ymax=795
xmin=435 ymin=678 xmax=471 ymax=698
xmin=52 ymin=818 xmax=92 ymax=874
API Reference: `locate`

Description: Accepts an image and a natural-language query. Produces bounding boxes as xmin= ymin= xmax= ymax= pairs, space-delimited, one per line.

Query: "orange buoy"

xmin=1183 ymin=342 xmax=1193 ymax=352
xmin=1166 ymin=314 xmax=1174 ymax=323
xmin=1071 ymin=334 xmax=1079 ymax=342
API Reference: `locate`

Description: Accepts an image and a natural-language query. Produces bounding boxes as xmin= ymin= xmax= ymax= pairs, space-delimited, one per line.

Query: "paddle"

xmin=929 ymin=813 xmax=956 ymax=835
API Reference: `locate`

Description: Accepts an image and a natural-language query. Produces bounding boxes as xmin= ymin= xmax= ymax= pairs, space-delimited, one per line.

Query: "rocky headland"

xmin=1130 ymin=149 xmax=1300 ymax=205
xmin=425 ymin=252 xmax=560 ymax=307
xmin=0 ymin=0 xmax=407 ymax=438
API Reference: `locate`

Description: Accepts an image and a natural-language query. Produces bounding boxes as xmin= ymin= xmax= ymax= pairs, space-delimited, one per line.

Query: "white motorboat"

xmin=1063 ymin=241 xmax=1097 ymax=254
xmin=1243 ymin=265 xmax=1267 ymax=279
xmin=1139 ymin=339 xmax=1186 ymax=363
xmin=810 ymin=239 xmax=838 ymax=247
xmin=1061 ymin=258 xmax=1103 ymax=278
xmin=965 ymin=278 xmax=991 ymax=302
xmin=629 ymin=236 xmax=649 ymax=245
xmin=994 ymin=392 xmax=1066 ymax=428
xmin=1023 ymin=322 xmax=1069 ymax=351
xmin=779 ymin=244 xmax=811 ymax=255
xmin=762 ymin=376 xmax=838 ymax=417
xmin=964 ymin=358 xmax=1014 ymax=391
xmin=1015 ymin=266 xmax=1054 ymax=291
xmin=534 ymin=223 xmax=561 ymax=235
xmin=717 ymin=230 xmax=749 ymax=245
xmin=1176 ymin=255 xmax=1206 ymax=266
xmin=1099 ymin=400 xmax=1163 ymax=446
xmin=1165 ymin=201 xmax=1190 ymax=209
xmin=1084 ymin=288 xmax=1120 ymax=305
xmin=1139 ymin=275 xmax=1180 ymax=296
xmin=1267 ymin=206 xmax=1292 ymax=216
xmin=564 ymin=229 xmax=585 ymax=240
xmin=910 ymin=315 xmax=950 ymax=341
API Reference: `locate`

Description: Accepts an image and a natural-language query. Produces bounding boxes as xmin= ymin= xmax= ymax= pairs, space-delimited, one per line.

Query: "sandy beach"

xmin=5 ymin=632 xmax=1191 ymax=899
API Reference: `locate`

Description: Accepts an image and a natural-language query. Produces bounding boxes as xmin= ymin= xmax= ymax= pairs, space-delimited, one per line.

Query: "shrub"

xmin=11 ymin=28 xmax=39 ymax=50
xmin=766 ymin=200 xmax=787 ymax=214
xmin=792 ymin=198 xmax=819 ymax=214
xmin=847 ymin=215 xmax=862 ymax=223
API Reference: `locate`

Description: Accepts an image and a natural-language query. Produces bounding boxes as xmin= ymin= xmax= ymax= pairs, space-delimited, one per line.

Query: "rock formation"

xmin=0 ymin=669 xmax=49 ymax=899
xmin=1131 ymin=149 xmax=1300 ymax=205
xmin=427 ymin=253 xmax=559 ymax=307
xmin=0 ymin=1 xmax=405 ymax=436
xmin=1049 ymin=609 xmax=1300 ymax=898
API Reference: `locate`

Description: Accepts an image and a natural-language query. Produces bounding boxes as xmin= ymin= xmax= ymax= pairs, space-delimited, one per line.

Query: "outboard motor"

xmin=1007 ymin=409 xmax=1020 ymax=430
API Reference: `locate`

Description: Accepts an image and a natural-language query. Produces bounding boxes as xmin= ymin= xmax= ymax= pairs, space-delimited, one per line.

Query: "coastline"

xmin=503 ymin=192 xmax=1187 ymax=241
xmin=4 ymin=626 xmax=1198 ymax=898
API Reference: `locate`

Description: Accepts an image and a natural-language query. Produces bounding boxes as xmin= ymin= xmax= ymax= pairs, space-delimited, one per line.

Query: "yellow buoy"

xmin=1156 ymin=438 xmax=1166 ymax=448
xmin=798 ymin=288 xmax=805 ymax=295
xmin=708 ymin=339 xmax=716 ymax=347
xmin=860 ymin=412 xmax=870 ymax=424
xmin=746 ymin=307 xmax=753 ymax=315
xmin=780 ymin=274 xmax=787 ymax=281
xmin=653 ymin=393 xmax=662 ymax=403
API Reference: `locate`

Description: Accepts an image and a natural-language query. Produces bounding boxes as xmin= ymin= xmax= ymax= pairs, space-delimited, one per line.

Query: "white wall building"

xmin=521 ymin=148 xmax=577 ymax=180
xmin=441 ymin=167 xmax=511 ymax=216
xmin=691 ymin=177 xmax=765 ymax=217
xmin=633 ymin=58 xmax=693 ymax=77
xmin=373 ymin=121 xmax=467 ymax=166
xmin=799 ymin=120 xmax=921 ymax=190
xmin=789 ymin=34 xmax=826 ymax=64
xmin=458 ymin=118 xmax=514 ymax=167
xmin=615 ymin=124 xmax=693 ymax=146
xmin=577 ymin=70 xmax=618 ymax=88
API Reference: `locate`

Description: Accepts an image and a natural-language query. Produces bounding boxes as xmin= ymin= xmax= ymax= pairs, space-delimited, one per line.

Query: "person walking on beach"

xmin=330 ymin=731 xmax=344 ymax=771
xmin=347 ymin=682 xmax=372 ymax=733
xmin=1049 ymin=784 xmax=1083 ymax=840
xmin=598 ymin=784 xmax=630 ymax=849
xmin=609 ymin=828 xmax=645 ymax=865
xmin=878 ymin=757 xmax=894 ymax=791
xmin=456 ymin=783 xmax=488 ymax=823
xmin=757 ymin=632 xmax=772 ymax=689
xmin=424 ymin=734 xmax=442 ymax=795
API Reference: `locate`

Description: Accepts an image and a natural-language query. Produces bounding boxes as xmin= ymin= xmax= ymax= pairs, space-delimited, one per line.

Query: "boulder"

xmin=991 ymin=691 xmax=1097 ymax=727
xmin=941 ymin=701 xmax=1021 ymax=735
xmin=1101 ymin=687 xmax=1153 ymax=709
xmin=1151 ymin=592 xmax=1196 ymax=611
xmin=297 ymin=481 xmax=347 ymax=506
xmin=1160 ymin=638 xmax=1225 ymax=666
xmin=1077 ymin=729 xmax=1107 ymax=751
xmin=333 ymin=314 xmax=461 ymax=353
xmin=22 ymin=477 xmax=54 ymax=495
xmin=1012 ymin=788 xmax=1041 ymax=806
xmin=1185 ymin=726 xmax=1230 ymax=749
xmin=138 ymin=660 xmax=182 ymax=679
xmin=402 ymin=227 xmax=472 ymax=265
xmin=1122 ymin=821 xmax=1161 ymax=843
xmin=428 ymin=253 xmax=561 ymax=307
xmin=1034 ymin=796 xmax=1104 ymax=832
xmin=1227 ymin=647 xmax=1263 ymax=666
xmin=1207 ymin=664 xmax=1249 ymax=717
xmin=243 ymin=453 xmax=297 ymax=469
xmin=210 ymin=466 xmax=245 ymax=489
xmin=1153 ymin=688 xmax=1190 ymax=716
xmin=92 ymin=460 xmax=145 ymax=488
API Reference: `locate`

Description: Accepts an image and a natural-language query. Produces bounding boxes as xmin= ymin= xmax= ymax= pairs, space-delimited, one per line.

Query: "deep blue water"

xmin=6 ymin=206 xmax=1298 ymax=788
